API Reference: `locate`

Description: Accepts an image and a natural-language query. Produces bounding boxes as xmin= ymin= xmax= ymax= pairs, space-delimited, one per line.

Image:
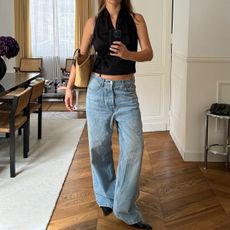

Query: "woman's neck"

xmin=105 ymin=3 xmax=121 ymax=18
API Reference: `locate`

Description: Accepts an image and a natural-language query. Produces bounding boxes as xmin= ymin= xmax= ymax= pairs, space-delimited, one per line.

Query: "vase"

xmin=0 ymin=56 xmax=7 ymax=80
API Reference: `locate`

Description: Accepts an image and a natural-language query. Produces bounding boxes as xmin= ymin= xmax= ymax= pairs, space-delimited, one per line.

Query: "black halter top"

xmin=92 ymin=7 xmax=138 ymax=75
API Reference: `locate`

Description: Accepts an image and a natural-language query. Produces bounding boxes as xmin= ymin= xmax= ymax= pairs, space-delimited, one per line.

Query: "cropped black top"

xmin=92 ymin=7 xmax=138 ymax=75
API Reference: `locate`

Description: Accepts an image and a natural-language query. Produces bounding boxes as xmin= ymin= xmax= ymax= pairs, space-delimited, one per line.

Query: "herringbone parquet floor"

xmin=47 ymin=125 xmax=230 ymax=230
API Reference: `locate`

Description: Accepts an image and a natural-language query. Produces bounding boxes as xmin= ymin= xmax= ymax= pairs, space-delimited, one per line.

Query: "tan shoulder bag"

xmin=74 ymin=49 xmax=95 ymax=88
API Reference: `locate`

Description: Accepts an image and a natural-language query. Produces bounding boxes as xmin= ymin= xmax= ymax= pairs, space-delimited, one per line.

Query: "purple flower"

xmin=0 ymin=36 xmax=20 ymax=59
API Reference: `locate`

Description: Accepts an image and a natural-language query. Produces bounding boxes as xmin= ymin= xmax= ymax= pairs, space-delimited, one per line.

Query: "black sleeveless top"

xmin=92 ymin=8 xmax=138 ymax=75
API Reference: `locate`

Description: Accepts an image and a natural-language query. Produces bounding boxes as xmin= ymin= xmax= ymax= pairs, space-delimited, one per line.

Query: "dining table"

xmin=0 ymin=72 xmax=40 ymax=97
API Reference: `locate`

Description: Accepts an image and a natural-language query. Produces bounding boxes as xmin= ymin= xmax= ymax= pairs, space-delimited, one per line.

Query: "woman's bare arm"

xmin=66 ymin=16 xmax=95 ymax=90
xmin=65 ymin=16 xmax=95 ymax=110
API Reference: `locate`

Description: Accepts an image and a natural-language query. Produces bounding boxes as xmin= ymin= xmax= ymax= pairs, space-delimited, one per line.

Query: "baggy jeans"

xmin=86 ymin=73 xmax=144 ymax=225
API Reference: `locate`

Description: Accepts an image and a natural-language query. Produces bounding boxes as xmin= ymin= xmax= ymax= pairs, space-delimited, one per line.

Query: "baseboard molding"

xmin=169 ymin=129 xmax=185 ymax=159
xmin=143 ymin=121 xmax=168 ymax=132
xmin=184 ymin=150 xmax=227 ymax=162
xmin=170 ymin=130 xmax=226 ymax=162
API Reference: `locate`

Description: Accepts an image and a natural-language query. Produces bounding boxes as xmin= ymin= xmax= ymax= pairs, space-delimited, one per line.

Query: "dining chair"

xmin=29 ymin=79 xmax=45 ymax=139
xmin=14 ymin=58 xmax=43 ymax=74
xmin=1 ymin=58 xmax=43 ymax=99
xmin=61 ymin=58 xmax=74 ymax=83
xmin=0 ymin=79 xmax=45 ymax=138
xmin=0 ymin=87 xmax=32 ymax=177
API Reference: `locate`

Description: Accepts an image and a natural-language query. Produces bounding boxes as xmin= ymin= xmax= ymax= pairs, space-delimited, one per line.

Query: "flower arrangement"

xmin=0 ymin=36 xmax=20 ymax=59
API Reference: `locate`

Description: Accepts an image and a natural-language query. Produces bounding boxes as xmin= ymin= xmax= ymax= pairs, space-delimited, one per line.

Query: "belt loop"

xmin=101 ymin=76 xmax=105 ymax=86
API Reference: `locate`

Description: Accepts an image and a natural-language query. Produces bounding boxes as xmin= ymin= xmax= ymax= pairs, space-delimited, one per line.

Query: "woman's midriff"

xmin=93 ymin=72 xmax=134 ymax=81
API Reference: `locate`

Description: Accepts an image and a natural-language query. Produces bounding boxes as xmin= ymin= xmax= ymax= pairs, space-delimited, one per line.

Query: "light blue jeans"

xmin=86 ymin=73 xmax=144 ymax=225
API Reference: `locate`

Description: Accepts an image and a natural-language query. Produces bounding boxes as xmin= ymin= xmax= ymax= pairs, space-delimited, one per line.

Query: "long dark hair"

xmin=98 ymin=0 xmax=134 ymax=14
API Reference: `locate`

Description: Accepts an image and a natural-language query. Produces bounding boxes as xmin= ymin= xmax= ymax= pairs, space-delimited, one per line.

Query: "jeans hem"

xmin=97 ymin=203 xmax=113 ymax=209
xmin=95 ymin=193 xmax=114 ymax=209
xmin=113 ymin=210 xmax=143 ymax=225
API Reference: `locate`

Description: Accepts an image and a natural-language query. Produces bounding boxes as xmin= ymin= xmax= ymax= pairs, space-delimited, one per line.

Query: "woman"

xmin=65 ymin=0 xmax=153 ymax=229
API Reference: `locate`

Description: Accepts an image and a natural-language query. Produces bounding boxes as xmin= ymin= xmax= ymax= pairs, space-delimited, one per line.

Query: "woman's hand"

xmin=109 ymin=41 xmax=130 ymax=60
xmin=65 ymin=88 xmax=73 ymax=111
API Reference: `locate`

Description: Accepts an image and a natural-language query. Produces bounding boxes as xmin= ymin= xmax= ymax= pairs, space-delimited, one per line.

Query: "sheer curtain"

xmin=30 ymin=0 xmax=75 ymax=81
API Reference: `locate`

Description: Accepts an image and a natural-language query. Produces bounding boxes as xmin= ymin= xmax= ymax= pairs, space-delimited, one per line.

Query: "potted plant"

xmin=0 ymin=36 xmax=20 ymax=80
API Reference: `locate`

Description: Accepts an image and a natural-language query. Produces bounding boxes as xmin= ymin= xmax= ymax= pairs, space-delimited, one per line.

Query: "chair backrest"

xmin=65 ymin=59 xmax=74 ymax=73
xmin=14 ymin=87 xmax=32 ymax=115
xmin=20 ymin=58 xmax=43 ymax=72
xmin=30 ymin=80 xmax=45 ymax=102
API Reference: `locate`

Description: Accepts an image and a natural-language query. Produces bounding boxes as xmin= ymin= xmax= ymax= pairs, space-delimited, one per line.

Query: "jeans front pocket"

xmin=123 ymin=80 xmax=136 ymax=92
xmin=88 ymin=76 xmax=103 ymax=93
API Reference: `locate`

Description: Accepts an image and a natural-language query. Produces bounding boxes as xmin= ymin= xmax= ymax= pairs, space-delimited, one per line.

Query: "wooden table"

xmin=0 ymin=73 xmax=40 ymax=97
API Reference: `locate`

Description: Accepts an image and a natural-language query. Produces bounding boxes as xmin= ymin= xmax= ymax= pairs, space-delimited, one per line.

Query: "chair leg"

xmin=73 ymin=90 xmax=80 ymax=110
xmin=18 ymin=128 xmax=22 ymax=136
xmin=9 ymin=132 xmax=16 ymax=177
xmin=27 ymin=115 xmax=30 ymax=152
xmin=23 ymin=122 xmax=29 ymax=158
xmin=76 ymin=90 xmax=79 ymax=107
xmin=38 ymin=108 xmax=42 ymax=139
xmin=204 ymin=114 xmax=209 ymax=169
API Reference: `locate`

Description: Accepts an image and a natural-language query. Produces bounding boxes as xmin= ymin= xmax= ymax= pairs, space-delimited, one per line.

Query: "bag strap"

xmin=72 ymin=48 xmax=80 ymax=59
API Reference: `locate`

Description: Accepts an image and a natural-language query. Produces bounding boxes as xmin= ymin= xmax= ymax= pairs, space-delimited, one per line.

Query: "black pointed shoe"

xmin=100 ymin=206 xmax=113 ymax=216
xmin=129 ymin=221 xmax=152 ymax=229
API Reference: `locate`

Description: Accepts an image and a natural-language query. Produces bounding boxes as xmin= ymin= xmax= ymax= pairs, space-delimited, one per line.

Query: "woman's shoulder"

xmin=132 ymin=12 xmax=144 ymax=20
xmin=132 ymin=12 xmax=145 ymax=25
xmin=86 ymin=16 xmax=97 ymax=26
xmin=85 ymin=16 xmax=97 ymax=35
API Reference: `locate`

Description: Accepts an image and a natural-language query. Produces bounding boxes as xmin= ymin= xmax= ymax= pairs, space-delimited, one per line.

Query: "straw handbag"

xmin=74 ymin=49 xmax=95 ymax=88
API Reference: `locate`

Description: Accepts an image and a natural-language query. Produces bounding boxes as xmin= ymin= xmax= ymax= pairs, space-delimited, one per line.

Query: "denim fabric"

xmin=86 ymin=73 xmax=144 ymax=225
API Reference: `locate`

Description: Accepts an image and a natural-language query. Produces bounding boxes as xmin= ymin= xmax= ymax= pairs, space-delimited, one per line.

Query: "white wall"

xmin=171 ymin=0 xmax=230 ymax=161
xmin=185 ymin=61 xmax=230 ymax=161
xmin=170 ymin=55 xmax=188 ymax=159
xmin=188 ymin=0 xmax=230 ymax=57
xmin=172 ymin=0 xmax=190 ymax=56
xmin=0 ymin=0 xmax=16 ymax=73
xmin=170 ymin=0 xmax=190 ymax=158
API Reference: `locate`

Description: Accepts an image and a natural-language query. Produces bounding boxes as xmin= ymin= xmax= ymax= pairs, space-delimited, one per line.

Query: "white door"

xmin=133 ymin=0 xmax=172 ymax=132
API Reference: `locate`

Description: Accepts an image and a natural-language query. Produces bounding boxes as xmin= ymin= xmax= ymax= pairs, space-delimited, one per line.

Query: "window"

xmin=30 ymin=0 xmax=75 ymax=80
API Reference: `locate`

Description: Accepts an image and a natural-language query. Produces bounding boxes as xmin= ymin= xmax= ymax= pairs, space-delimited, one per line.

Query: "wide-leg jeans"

xmin=86 ymin=74 xmax=144 ymax=225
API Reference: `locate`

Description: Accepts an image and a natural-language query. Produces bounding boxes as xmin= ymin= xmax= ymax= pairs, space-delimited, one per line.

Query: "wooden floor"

xmin=47 ymin=125 xmax=230 ymax=229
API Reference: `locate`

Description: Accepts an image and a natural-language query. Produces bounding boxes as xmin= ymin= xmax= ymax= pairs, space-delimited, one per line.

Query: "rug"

xmin=0 ymin=114 xmax=86 ymax=230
